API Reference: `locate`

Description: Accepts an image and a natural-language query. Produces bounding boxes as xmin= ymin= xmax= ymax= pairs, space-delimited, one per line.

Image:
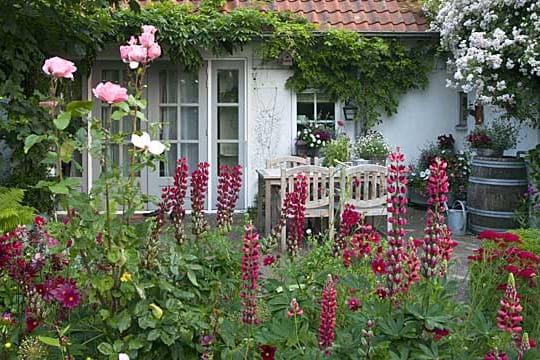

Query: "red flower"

xmin=347 ymin=297 xmax=360 ymax=311
xmin=343 ymin=249 xmax=355 ymax=267
xmin=371 ymin=257 xmax=386 ymax=275
xmin=240 ymin=224 xmax=260 ymax=325
xmin=484 ymin=349 xmax=509 ymax=360
xmin=337 ymin=120 xmax=345 ymax=126
xmin=375 ymin=285 xmax=387 ymax=299
xmin=25 ymin=316 xmax=40 ymax=332
xmin=262 ymin=255 xmax=275 ymax=266
xmin=51 ymin=282 xmax=81 ymax=308
xmin=260 ymin=345 xmax=277 ymax=360
xmin=34 ymin=216 xmax=46 ymax=227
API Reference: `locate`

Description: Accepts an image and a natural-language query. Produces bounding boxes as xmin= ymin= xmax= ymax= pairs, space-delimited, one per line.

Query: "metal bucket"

xmin=447 ymin=200 xmax=467 ymax=236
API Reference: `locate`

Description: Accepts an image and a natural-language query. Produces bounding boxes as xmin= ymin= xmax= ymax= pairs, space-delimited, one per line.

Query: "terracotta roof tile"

xmin=140 ymin=0 xmax=428 ymax=33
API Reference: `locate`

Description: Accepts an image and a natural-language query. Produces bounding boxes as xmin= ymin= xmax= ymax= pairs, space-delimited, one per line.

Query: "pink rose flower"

xmin=92 ymin=82 xmax=129 ymax=104
xmin=147 ymin=43 xmax=162 ymax=61
xmin=337 ymin=120 xmax=345 ymax=126
xmin=128 ymin=44 xmax=147 ymax=63
xmin=42 ymin=57 xmax=77 ymax=80
xmin=139 ymin=32 xmax=155 ymax=47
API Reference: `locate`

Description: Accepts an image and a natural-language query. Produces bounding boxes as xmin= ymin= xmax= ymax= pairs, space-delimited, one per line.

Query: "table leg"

xmin=265 ymin=179 xmax=272 ymax=236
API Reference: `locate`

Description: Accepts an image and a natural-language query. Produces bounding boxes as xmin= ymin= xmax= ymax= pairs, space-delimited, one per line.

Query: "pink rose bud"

xmin=128 ymin=45 xmax=147 ymax=69
xmin=92 ymin=82 xmax=129 ymax=104
xmin=147 ymin=43 xmax=161 ymax=61
xmin=42 ymin=57 xmax=77 ymax=80
xmin=142 ymin=25 xmax=157 ymax=34
xmin=128 ymin=36 xmax=138 ymax=45
xmin=337 ymin=120 xmax=345 ymax=126
xmin=139 ymin=32 xmax=155 ymax=47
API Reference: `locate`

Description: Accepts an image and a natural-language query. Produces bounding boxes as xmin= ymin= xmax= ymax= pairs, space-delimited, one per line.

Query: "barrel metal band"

xmin=468 ymin=206 xmax=515 ymax=218
xmin=469 ymin=223 xmax=511 ymax=234
xmin=471 ymin=159 xmax=526 ymax=169
xmin=469 ymin=176 xmax=528 ymax=186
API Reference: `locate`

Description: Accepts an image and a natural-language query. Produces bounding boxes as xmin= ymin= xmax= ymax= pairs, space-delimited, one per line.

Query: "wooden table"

xmin=256 ymin=168 xmax=282 ymax=235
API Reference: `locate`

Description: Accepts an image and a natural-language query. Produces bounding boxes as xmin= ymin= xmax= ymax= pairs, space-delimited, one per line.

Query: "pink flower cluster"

xmin=342 ymin=211 xmax=380 ymax=267
xmin=216 ymin=164 xmax=243 ymax=232
xmin=496 ymin=273 xmax=523 ymax=335
xmin=385 ymin=148 xmax=408 ymax=297
xmin=240 ymin=224 xmax=260 ymax=325
xmin=403 ymin=237 xmax=422 ymax=289
xmin=190 ymin=162 xmax=210 ymax=238
xmin=318 ymin=274 xmax=337 ymax=356
xmin=120 ymin=25 xmax=161 ymax=69
xmin=162 ymin=158 xmax=189 ymax=244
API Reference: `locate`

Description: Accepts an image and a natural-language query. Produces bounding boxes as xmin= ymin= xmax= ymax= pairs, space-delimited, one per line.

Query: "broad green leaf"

xmin=117 ymin=310 xmax=132 ymax=332
xmin=53 ymin=111 xmax=72 ymax=131
xmin=38 ymin=336 xmax=60 ymax=347
xmin=97 ymin=342 xmax=114 ymax=355
xmin=111 ymin=110 xmax=128 ymax=120
xmin=66 ymin=100 xmax=93 ymax=117
xmin=24 ymin=134 xmax=46 ymax=153
xmin=49 ymin=183 xmax=69 ymax=194
xmin=97 ymin=275 xmax=114 ymax=292
xmin=41 ymin=151 xmax=58 ymax=165
xmin=147 ymin=329 xmax=160 ymax=341
xmin=59 ymin=140 xmax=76 ymax=162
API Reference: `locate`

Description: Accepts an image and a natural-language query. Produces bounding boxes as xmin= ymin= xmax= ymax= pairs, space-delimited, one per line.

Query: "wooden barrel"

xmin=467 ymin=156 xmax=528 ymax=233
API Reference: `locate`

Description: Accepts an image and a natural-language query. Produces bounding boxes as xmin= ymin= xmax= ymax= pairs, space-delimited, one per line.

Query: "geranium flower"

xmin=372 ymin=256 xmax=385 ymax=274
xmin=347 ymin=297 xmax=360 ymax=311
xmin=25 ymin=316 xmax=40 ymax=332
xmin=131 ymin=132 xmax=165 ymax=155
xmin=51 ymin=283 xmax=81 ymax=308
xmin=259 ymin=345 xmax=276 ymax=360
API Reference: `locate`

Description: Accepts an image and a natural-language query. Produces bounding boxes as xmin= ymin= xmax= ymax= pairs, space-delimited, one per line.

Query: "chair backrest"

xmin=340 ymin=164 xmax=387 ymax=216
xmin=266 ymin=155 xmax=309 ymax=169
xmin=280 ymin=165 xmax=335 ymax=212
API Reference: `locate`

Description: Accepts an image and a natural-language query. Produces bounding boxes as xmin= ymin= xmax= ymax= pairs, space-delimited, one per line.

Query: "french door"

xmin=210 ymin=61 xmax=245 ymax=210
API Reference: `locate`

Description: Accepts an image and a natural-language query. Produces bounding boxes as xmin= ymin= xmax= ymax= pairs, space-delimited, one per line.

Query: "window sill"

xmin=454 ymin=124 xmax=468 ymax=131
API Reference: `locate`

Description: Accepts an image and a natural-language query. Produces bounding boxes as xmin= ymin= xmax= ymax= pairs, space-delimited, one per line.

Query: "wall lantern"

xmin=343 ymin=102 xmax=359 ymax=121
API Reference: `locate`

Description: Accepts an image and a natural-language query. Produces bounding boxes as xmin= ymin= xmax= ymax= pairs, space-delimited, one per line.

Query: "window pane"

xmin=218 ymin=107 xmax=238 ymax=140
xmin=160 ymin=143 xmax=178 ymax=177
xmin=180 ymin=107 xmax=198 ymax=140
xmin=160 ymin=70 xmax=178 ymax=104
xmin=122 ymin=115 xmax=140 ymax=134
xmin=317 ymin=101 xmax=334 ymax=121
xmin=102 ymin=70 xmax=120 ymax=83
xmin=297 ymin=93 xmax=314 ymax=121
xmin=180 ymin=143 xmax=199 ymax=172
xmin=180 ymin=72 xmax=198 ymax=103
xmin=218 ymin=143 xmax=238 ymax=169
xmin=160 ymin=107 xmax=178 ymax=140
xmin=122 ymin=146 xmax=130 ymax=177
xmin=217 ymin=70 xmax=238 ymax=103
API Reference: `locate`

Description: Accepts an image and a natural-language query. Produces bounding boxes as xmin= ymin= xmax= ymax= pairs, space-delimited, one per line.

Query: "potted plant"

xmin=296 ymin=125 xmax=333 ymax=158
xmin=351 ymin=131 xmax=390 ymax=165
xmin=321 ymin=136 xmax=350 ymax=166
xmin=466 ymin=119 xmax=520 ymax=157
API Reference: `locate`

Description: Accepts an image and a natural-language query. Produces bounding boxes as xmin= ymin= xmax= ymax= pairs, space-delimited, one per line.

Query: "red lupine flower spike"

xmin=240 ymin=223 xmax=260 ymax=325
xmin=318 ymin=274 xmax=337 ymax=356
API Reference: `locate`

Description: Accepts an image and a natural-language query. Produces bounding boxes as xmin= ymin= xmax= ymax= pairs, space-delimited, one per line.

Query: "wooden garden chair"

xmin=339 ymin=164 xmax=388 ymax=221
xmin=266 ymin=155 xmax=308 ymax=169
xmin=279 ymin=165 xmax=335 ymax=251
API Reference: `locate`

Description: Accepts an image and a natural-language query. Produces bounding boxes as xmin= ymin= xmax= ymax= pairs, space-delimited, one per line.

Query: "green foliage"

xmin=0 ymin=187 xmax=36 ymax=232
xmin=322 ymin=137 xmax=351 ymax=166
